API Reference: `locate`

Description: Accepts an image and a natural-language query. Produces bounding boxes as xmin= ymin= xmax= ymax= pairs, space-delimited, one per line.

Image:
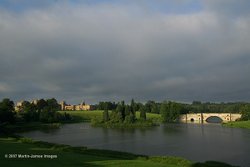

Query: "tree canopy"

xmin=0 ymin=98 xmax=15 ymax=124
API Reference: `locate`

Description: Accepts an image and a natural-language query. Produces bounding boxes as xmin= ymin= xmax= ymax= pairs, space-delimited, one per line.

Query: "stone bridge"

xmin=179 ymin=113 xmax=241 ymax=123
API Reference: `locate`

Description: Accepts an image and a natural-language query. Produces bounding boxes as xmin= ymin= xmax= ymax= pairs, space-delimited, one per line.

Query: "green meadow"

xmin=58 ymin=110 xmax=104 ymax=122
xmin=58 ymin=110 xmax=162 ymax=123
xmin=223 ymin=120 xmax=250 ymax=129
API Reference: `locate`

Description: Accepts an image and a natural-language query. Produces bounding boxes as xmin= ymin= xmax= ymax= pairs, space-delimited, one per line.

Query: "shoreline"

xmin=0 ymin=135 xmax=192 ymax=167
xmin=223 ymin=121 xmax=250 ymax=129
xmin=0 ymin=135 xmax=239 ymax=167
xmin=1 ymin=120 xmax=245 ymax=167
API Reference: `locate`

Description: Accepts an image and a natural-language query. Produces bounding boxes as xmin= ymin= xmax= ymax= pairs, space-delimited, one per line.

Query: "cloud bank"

xmin=0 ymin=0 xmax=250 ymax=103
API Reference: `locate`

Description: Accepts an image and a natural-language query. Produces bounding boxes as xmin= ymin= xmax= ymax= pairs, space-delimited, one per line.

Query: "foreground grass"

xmin=0 ymin=136 xmax=191 ymax=167
xmin=58 ymin=110 xmax=162 ymax=123
xmin=0 ymin=136 xmax=239 ymax=167
xmin=223 ymin=121 xmax=250 ymax=129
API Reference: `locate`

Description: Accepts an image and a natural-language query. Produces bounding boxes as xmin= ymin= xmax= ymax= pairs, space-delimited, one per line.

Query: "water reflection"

xmin=18 ymin=123 xmax=250 ymax=167
xmin=162 ymin=123 xmax=184 ymax=134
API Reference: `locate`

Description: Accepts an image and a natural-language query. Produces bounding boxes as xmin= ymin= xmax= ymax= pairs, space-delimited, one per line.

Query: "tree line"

xmin=1 ymin=98 xmax=250 ymax=125
xmin=0 ymin=98 xmax=72 ymax=125
xmin=100 ymin=100 xmax=188 ymax=123
xmin=97 ymin=100 xmax=250 ymax=123
xmin=102 ymin=99 xmax=140 ymax=124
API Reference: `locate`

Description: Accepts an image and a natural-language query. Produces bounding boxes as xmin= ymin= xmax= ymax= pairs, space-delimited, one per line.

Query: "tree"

xmin=151 ymin=103 xmax=159 ymax=114
xmin=192 ymin=101 xmax=202 ymax=105
xmin=130 ymin=99 xmax=136 ymax=121
xmin=39 ymin=110 xmax=51 ymax=123
xmin=36 ymin=99 xmax=47 ymax=111
xmin=103 ymin=108 xmax=109 ymax=122
xmin=124 ymin=114 xmax=135 ymax=123
xmin=139 ymin=106 xmax=146 ymax=120
xmin=125 ymin=105 xmax=131 ymax=116
xmin=131 ymin=99 xmax=135 ymax=112
xmin=46 ymin=98 xmax=60 ymax=111
xmin=109 ymin=110 xmax=122 ymax=123
xmin=98 ymin=101 xmax=117 ymax=110
xmin=145 ymin=102 xmax=151 ymax=113
xmin=116 ymin=103 xmax=124 ymax=121
xmin=160 ymin=101 xmax=182 ymax=122
xmin=0 ymin=98 xmax=15 ymax=124
xmin=124 ymin=105 xmax=136 ymax=123
xmin=240 ymin=105 xmax=250 ymax=121
xmin=21 ymin=102 xmax=38 ymax=122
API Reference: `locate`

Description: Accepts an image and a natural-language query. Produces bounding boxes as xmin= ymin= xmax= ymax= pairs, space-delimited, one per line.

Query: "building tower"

xmin=60 ymin=101 xmax=66 ymax=111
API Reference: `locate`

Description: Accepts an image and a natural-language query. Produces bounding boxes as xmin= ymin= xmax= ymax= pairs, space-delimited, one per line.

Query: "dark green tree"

xmin=39 ymin=110 xmax=51 ymax=123
xmin=103 ymin=107 xmax=109 ymax=122
xmin=151 ymin=103 xmax=159 ymax=114
xmin=139 ymin=106 xmax=146 ymax=120
xmin=116 ymin=103 xmax=124 ymax=121
xmin=121 ymin=101 xmax=126 ymax=120
xmin=130 ymin=99 xmax=136 ymax=121
xmin=36 ymin=99 xmax=47 ymax=111
xmin=131 ymin=99 xmax=135 ymax=112
xmin=21 ymin=102 xmax=38 ymax=122
xmin=240 ymin=105 xmax=250 ymax=121
xmin=109 ymin=110 xmax=122 ymax=123
xmin=160 ymin=101 xmax=182 ymax=122
xmin=46 ymin=98 xmax=60 ymax=111
xmin=0 ymin=98 xmax=15 ymax=124
xmin=125 ymin=105 xmax=131 ymax=116
xmin=192 ymin=101 xmax=202 ymax=105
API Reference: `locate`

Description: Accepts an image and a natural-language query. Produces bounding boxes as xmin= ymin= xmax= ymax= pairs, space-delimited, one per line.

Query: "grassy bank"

xmin=0 ymin=136 xmax=191 ymax=167
xmin=91 ymin=119 xmax=159 ymax=129
xmin=58 ymin=110 xmax=162 ymax=128
xmin=223 ymin=121 xmax=250 ymax=129
xmin=58 ymin=110 xmax=162 ymax=123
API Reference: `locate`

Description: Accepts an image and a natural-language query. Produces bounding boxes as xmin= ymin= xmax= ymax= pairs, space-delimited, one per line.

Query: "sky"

xmin=0 ymin=0 xmax=250 ymax=104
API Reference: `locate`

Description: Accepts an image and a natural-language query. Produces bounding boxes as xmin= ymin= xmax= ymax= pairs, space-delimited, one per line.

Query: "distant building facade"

xmin=60 ymin=101 xmax=90 ymax=111
xmin=14 ymin=99 xmax=91 ymax=112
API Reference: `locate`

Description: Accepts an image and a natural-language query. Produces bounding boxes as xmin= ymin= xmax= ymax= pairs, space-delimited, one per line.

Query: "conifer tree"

xmin=140 ymin=106 xmax=146 ymax=120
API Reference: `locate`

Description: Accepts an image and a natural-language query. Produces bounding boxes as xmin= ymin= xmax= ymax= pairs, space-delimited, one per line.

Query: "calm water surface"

xmin=19 ymin=123 xmax=250 ymax=167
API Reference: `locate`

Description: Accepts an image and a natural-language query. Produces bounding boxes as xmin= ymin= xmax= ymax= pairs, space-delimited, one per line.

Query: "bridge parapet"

xmin=180 ymin=113 xmax=241 ymax=123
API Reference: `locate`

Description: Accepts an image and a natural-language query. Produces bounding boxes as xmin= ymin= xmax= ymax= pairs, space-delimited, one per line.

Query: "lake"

xmin=19 ymin=123 xmax=250 ymax=167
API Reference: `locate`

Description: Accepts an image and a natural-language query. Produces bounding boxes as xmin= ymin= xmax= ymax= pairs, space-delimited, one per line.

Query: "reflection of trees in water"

xmin=101 ymin=127 xmax=136 ymax=140
xmin=101 ymin=127 xmax=110 ymax=143
xmin=162 ymin=123 xmax=184 ymax=134
xmin=40 ymin=128 xmax=59 ymax=134
xmin=137 ymin=126 xmax=158 ymax=136
xmin=101 ymin=126 xmax=159 ymax=140
xmin=115 ymin=128 xmax=135 ymax=134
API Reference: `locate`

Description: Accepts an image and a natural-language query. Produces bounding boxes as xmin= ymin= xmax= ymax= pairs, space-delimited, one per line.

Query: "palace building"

xmin=14 ymin=99 xmax=90 ymax=112
xmin=60 ymin=101 xmax=90 ymax=111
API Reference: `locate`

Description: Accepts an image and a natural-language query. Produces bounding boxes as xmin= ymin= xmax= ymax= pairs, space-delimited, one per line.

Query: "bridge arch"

xmin=205 ymin=116 xmax=223 ymax=123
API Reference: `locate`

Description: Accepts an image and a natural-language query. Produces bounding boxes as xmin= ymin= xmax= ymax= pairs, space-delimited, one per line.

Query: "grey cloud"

xmin=0 ymin=2 xmax=250 ymax=103
xmin=204 ymin=0 xmax=250 ymax=18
